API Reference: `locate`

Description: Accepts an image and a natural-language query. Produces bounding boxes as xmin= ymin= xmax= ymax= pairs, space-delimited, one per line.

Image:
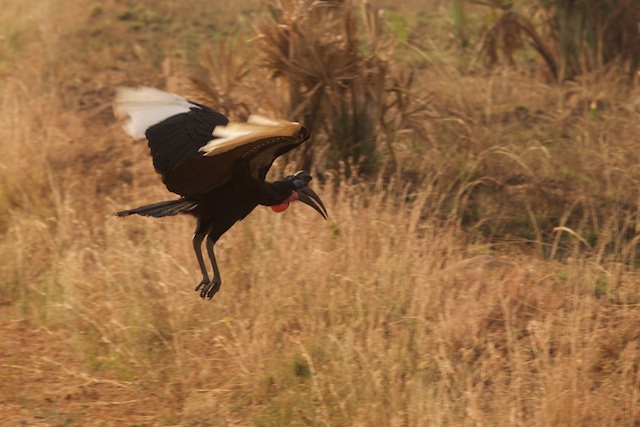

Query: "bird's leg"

xmin=198 ymin=236 xmax=222 ymax=299
xmin=192 ymin=229 xmax=210 ymax=293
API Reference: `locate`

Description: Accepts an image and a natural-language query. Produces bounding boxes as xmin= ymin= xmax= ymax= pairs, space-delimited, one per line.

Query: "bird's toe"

xmin=195 ymin=280 xmax=221 ymax=299
xmin=194 ymin=280 xmax=209 ymax=292
xmin=206 ymin=282 xmax=221 ymax=299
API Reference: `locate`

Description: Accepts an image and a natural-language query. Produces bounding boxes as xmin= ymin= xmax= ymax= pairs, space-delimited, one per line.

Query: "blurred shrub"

xmin=475 ymin=0 xmax=640 ymax=81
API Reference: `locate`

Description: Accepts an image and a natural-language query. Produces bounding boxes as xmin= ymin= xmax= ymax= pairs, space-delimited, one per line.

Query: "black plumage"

xmin=114 ymin=87 xmax=327 ymax=299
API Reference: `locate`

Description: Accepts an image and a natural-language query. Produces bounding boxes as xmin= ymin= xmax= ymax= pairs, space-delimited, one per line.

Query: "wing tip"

xmin=113 ymin=86 xmax=196 ymax=140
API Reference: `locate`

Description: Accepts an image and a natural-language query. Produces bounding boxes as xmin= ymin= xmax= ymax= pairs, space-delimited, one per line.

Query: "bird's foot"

xmin=195 ymin=280 xmax=221 ymax=300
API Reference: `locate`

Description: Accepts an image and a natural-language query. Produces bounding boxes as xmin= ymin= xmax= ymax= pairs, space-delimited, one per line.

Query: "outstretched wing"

xmin=114 ymin=86 xmax=229 ymax=174
xmin=164 ymin=117 xmax=310 ymax=196
xmin=115 ymin=87 xmax=310 ymax=197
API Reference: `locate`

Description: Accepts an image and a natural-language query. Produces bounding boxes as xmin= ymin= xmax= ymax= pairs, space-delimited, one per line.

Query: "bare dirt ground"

xmin=0 ymin=312 xmax=163 ymax=427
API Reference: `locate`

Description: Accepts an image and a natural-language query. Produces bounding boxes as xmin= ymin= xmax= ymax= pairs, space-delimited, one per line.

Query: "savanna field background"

xmin=2 ymin=0 xmax=640 ymax=425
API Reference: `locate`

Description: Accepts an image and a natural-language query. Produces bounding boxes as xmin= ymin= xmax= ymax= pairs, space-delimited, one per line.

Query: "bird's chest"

xmin=194 ymin=181 xmax=261 ymax=224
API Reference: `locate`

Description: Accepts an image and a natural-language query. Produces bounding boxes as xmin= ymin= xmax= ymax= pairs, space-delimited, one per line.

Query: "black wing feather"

xmin=133 ymin=89 xmax=310 ymax=197
xmin=163 ymin=128 xmax=310 ymax=196
xmin=247 ymin=127 xmax=311 ymax=180
xmin=146 ymin=105 xmax=228 ymax=173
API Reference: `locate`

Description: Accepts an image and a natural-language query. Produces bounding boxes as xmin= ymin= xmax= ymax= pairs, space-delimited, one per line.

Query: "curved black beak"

xmin=291 ymin=170 xmax=328 ymax=219
xmin=298 ymin=186 xmax=328 ymax=220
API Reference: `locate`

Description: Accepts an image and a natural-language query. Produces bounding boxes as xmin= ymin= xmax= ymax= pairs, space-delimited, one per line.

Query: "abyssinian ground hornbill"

xmin=114 ymin=87 xmax=327 ymax=299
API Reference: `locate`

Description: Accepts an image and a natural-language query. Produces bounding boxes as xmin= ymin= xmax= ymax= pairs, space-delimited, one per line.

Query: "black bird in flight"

xmin=114 ymin=87 xmax=327 ymax=299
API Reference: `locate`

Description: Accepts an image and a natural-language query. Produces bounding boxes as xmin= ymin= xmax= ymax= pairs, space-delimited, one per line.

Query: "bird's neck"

xmin=258 ymin=181 xmax=294 ymax=206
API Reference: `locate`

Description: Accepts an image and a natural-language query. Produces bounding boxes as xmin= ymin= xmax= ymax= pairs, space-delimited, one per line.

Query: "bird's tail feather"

xmin=117 ymin=199 xmax=198 ymax=218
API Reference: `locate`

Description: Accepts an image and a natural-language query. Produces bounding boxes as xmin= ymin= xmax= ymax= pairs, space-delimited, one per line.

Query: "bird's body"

xmin=115 ymin=87 xmax=327 ymax=299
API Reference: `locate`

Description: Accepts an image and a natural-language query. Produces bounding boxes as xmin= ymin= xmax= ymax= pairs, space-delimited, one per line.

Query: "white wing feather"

xmin=200 ymin=115 xmax=302 ymax=156
xmin=115 ymin=87 xmax=302 ymax=153
xmin=114 ymin=86 xmax=199 ymax=139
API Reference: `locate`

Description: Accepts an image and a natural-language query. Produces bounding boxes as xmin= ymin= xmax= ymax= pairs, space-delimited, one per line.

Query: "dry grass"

xmin=1 ymin=0 xmax=640 ymax=426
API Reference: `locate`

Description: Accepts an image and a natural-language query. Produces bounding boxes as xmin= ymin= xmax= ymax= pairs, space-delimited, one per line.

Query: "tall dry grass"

xmin=1 ymin=0 xmax=640 ymax=426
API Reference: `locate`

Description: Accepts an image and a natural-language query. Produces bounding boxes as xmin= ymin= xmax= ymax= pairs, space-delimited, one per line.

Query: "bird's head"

xmin=271 ymin=171 xmax=327 ymax=219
